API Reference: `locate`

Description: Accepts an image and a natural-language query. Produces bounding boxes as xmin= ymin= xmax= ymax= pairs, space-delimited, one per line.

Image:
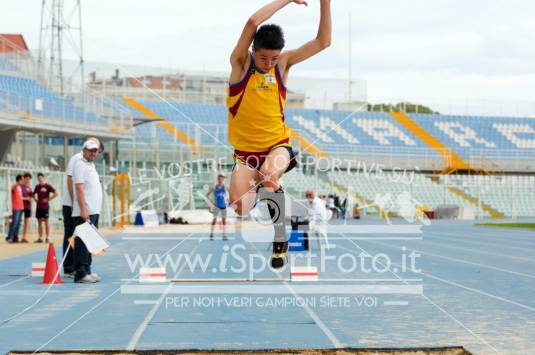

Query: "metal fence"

xmin=0 ymin=166 xmax=195 ymax=236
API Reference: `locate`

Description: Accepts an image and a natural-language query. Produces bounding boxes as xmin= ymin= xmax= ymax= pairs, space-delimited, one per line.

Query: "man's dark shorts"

xmin=36 ymin=208 xmax=49 ymax=220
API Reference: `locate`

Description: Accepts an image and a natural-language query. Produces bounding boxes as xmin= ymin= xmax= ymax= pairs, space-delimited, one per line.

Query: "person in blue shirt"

xmin=206 ymin=174 xmax=229 ymax=240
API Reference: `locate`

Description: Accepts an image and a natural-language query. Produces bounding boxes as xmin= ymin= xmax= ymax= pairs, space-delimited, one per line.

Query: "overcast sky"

xmin=3 ymin=0 xmax=535 ymax=106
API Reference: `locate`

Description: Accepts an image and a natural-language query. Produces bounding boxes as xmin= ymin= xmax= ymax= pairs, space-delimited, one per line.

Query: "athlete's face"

xmin=253 ymin=48 xmax=281 ymax=72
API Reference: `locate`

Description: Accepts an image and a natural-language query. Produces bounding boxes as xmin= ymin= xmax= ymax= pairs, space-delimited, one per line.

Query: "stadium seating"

xmin=281 ymin=170 xmax=333 ymax=198
xmin=327 ymin=170 xmax=489 ymax=217
xmin=410 ymin=113 xmax=535 ymax=161
xmin=444 ymin=174 xmax=535 ymax=217
xmin=136 ymin=101 xmax=227 ymax=145
xmin=131 ymin=102 xmax=534 ymax=167
xmin=0 ymin=74 xmax=107 ymax=126
xmin=132 ymin=101 xmax=439 ymax=158
xmin=288 ymin=109 xmax=427 ymax=152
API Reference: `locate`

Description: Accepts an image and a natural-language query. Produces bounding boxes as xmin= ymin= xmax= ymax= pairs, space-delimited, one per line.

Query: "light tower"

xmin=37 ymin=0 xmax=84 ymax=96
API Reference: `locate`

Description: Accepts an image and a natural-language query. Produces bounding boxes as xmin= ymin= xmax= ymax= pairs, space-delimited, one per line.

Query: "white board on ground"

xmin=141 ymin=210 xmax=159 ymax=227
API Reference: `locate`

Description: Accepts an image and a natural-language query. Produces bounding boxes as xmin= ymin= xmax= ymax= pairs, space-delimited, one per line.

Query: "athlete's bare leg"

xmin=229 ymin=162 xmax=260 ymax=216
xmin=21 ymin=217 xmax=30 ymax=242
xmin=209 ymin=218 xmax=217 ymax=239
xmin=258 ymin=147 xmax=291 ymax=191
xmin=45 ymin=219 xmax=50 ymax=241
xmin=37 ymin=220 xmax=43 ymax=240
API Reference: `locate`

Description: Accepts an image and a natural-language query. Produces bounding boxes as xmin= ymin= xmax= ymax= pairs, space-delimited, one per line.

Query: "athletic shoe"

xmin=209 ymin=234 xmax=214 ymax=241
xmin=75 ymin=274 xmax=98 ymax=283
xmin=34 ymin=238 xmax=43 ymax=243
xmin=64 ymin=272 xmax=76 ymax=279
xmin=271 ymin=241 xmax=288 ymax=269
xmin=90 ymin=273 xmax=101 ymax=282
xmin=45 ymin=238 xmax=49 ymax=243
xmin=222 ymin=235 xmax=228 ymax=241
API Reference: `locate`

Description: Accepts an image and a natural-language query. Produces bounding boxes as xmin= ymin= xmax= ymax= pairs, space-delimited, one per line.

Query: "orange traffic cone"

xmin=41 ymin=243 xmax=63 ymax=284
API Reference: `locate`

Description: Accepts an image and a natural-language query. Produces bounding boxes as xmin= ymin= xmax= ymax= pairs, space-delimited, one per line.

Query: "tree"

xmin=367 ymin=102 xmax=439 ymax=114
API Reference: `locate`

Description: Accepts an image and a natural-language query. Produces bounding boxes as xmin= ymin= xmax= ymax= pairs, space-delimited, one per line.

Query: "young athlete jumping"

xmin=227 ymin=0 xmax=331 ymax=268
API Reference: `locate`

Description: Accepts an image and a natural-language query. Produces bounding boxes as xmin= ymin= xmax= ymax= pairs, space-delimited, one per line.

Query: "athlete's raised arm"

xmin=229 ymin=0 xmax=308 ymax=82
xmin=279 ymin=0 xmax=331 ymax=76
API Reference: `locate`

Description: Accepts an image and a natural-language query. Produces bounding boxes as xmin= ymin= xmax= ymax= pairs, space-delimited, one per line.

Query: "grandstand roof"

xmin=0 ymin=34 xmax=29 ymax=53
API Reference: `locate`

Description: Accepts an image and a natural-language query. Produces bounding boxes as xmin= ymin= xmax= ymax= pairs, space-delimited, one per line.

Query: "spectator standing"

xmin=61 ymin=137 xmax=103 ymax=278
xmin=33 ymin=173 xmax=59 ymax=243
xmin=7 ymin=175 xmax=24 ymax=243
xmin=72 ymin=139 xmax=103 ymax=283
xmin=20 ymin=172 xmax=33 ymax=243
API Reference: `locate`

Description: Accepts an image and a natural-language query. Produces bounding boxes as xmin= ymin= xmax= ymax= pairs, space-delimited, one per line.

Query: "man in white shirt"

xmin=72 ymin=138 xmax=104 ymax=283
xmin=305 ymin=190 xmax=330 ymax=249
xmin=62 ymin=137 xmax=103 ymax=277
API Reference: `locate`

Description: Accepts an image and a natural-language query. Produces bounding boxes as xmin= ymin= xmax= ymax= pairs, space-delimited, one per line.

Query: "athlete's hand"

xmin=292 ymin=0 xmax=308 ymax=6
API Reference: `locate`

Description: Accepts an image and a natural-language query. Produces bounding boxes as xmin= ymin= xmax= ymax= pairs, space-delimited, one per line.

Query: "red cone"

xmin=41 ymin=243 xmax=63 ymax=284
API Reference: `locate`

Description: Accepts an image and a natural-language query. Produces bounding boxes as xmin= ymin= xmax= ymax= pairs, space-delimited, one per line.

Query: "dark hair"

xmin=23 ymin=172 xmax=32 ymax=179
xmin=37 ymin=172 xmax=45 ymax=178
xmin=15 ymin=174 xmax=23 ymax=182
xmin=253 ymin=24 xmax=285 ymax=51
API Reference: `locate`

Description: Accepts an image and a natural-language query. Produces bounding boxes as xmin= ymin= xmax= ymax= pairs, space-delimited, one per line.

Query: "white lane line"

xmin=0 ymin=275 xmax=30 ymax=288
xmin=121 ymin=284 xmax=421 ymax=295
xmin=337 ymin=242 xmax=535 ymax=313
xmin=384 ymin=301 xmax=409 ymax=306
xmin=432 ymin=230 xmax=535 ymax=245
xmin=32 ymin=233 xmax=196 ymax=353
xmin=411 ymin=238 xmax=535 ymax=263
xmin=422 ymin=272 xmax=535 ymax=313
xmin=134 ymin=300 xmax=159 ymax=305
xmin=339 ymin=234 xmax=503 ymax=355
xmin=126 ymin=243 xmax=200 ymax=351
xmin=329 ymin=237 xmax=422 ymax=240
xmin=371 ymin=239 xmax=535 ymax=279
xmin=123 ymin=237 xmax=237 ymax=240
xmin=319 ymin=278 xmax=422 ymax=282
xmin=249 ymin=243 xmax=344 ymax=349
xmin=422 ymin=232 xmax=534 ymax=253
xmin=284 ymin=282 xmax=344 ymax=348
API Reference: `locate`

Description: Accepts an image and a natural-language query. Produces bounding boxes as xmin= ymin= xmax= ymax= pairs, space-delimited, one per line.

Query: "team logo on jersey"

xmin=256 ymin=82 xmax=272 ymax=91
xmin=254 ymin=73 xmax=276 ymax=91
xmin=264 ymin=73 xmax=276 ymax=84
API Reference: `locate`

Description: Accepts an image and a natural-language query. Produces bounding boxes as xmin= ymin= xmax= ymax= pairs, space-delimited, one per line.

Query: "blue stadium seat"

xmin=134 ymin=101 xmax=439 ymax=158
xmin=125 ymin=100 xmax=535 ymax=168
xmin=0 ymin=73 xmax=106 ymax=126
xmin=410 ymin=113 xmax=535 ymax=159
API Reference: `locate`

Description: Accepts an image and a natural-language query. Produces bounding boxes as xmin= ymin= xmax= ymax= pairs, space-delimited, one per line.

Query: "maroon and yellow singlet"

xmin=227 ymin=53 xmax=291 ymax=156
